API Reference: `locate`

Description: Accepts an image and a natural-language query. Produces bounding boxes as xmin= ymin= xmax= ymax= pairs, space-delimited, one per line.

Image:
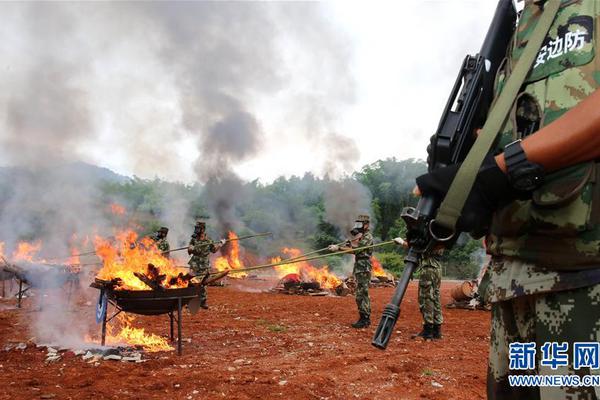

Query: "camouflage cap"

xmin=158 ymin=227 xmax=169 ymax=233
xmin=355 ymin=215 xmax=370 ymax=223
xmin=195 ymin=215 xmax=210 ymax=226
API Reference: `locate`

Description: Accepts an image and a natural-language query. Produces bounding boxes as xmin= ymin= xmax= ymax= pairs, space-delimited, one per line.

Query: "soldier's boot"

xmin=200 ymin=301 xmax=209 ymax=310
xmin=411 ymin=323 xmax=433 ymax=339
xmin=432 ymin=324 xmax=442 ymax=340
xmin=351 ymin=313 xmax=371 ymax=329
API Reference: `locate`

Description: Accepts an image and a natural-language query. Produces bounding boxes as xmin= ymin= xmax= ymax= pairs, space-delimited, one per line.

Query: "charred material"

xmin=272 ymin=273 xmax=329 ymax=296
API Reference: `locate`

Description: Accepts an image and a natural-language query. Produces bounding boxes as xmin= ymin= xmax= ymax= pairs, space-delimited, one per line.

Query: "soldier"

xmin=415 ymin=2 xmax=600 ymax=398
xmin=151 ymin=227 xmax=170 ymax=258
xmin=187 ymin=220 xmax=225 ymax=309
xmin=412 ymin=251 xmax=443 ymax=340
xmin=329 ymin=215 xmax=373 ymax=328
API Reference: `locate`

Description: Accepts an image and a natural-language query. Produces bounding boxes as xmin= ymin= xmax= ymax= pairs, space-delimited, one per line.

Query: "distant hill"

xmin=0 ymin=161 xmax=129 ymax=186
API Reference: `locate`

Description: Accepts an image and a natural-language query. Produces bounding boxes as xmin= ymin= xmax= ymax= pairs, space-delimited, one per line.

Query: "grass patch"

xmin=421 ymin=368 xmax=434 ymax=376
xmin=256 ymin=319 xmax=287 ymax=333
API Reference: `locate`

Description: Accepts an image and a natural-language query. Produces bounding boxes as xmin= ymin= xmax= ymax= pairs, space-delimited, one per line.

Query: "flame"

xmin=214 ymin=232 xmax=246 ymax=277
xmin=95 ymin=230 xmax=189 ymax=290
xmin=272 ymin=248 xmax=342 ymax=289
xmin=109 ymin=203 xmax=126 ymax=216
xmin=371 ymin=256 xmax=387 ymax=277
xmin=105 ymin=314 xmax=173 ymax=352
xmin=12 ymin=241 xmax=42 ymax=262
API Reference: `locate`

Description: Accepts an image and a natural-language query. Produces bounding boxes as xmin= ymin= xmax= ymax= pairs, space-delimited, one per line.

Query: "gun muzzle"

xmin=371 ymin=303 xmax=400 ymax=350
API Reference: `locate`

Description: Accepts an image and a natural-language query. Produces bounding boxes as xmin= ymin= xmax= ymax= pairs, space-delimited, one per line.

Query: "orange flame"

xmin=214 ymin=232 xmax=246 ymax=277
xmin=109 ymin=203 xmax=126 ymax=216
xmin=371 ymin=256 xmax=387 ymax=277
xmin=95 ymin=230 xmax=189 ymax=290
xmin=105 ymin=314 xmax=173 ymax=352
xmin=272 ymin=248 xmax=342 ymax=289
xmin=12 ymin=241 xmax=42 ymax=262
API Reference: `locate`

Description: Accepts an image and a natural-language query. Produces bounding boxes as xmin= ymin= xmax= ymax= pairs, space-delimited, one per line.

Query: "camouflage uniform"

xmin=353 ymin=231 xmax=374 ymax=319
xmin=483 ymin=2 xmax=600 ymax=398
xmin=188 ymin=235 xmax=218 ymax=305
xmin=418 ymin=256 xmax=443 ymax=326
xmin=153 ymin=236 xmax=170 ymax=254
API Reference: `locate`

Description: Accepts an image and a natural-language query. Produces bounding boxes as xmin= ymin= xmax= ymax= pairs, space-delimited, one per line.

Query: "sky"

xmin=0 ymin=1 xmax=501 ymax=184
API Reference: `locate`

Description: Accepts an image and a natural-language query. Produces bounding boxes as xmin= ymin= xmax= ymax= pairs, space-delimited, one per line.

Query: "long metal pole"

xmin=163 ymin=232 xmax=272 ymax=255
xmin=223 ymin=240 xmax=396 ymax=275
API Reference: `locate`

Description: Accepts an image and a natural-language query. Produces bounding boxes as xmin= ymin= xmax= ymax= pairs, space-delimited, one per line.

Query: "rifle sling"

xmin=434 ymin=0 xmax=560 ymax=232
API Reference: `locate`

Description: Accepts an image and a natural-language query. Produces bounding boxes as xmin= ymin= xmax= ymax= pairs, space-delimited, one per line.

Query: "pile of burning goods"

xmin=212 ymin=236 xmax=396 ymax=296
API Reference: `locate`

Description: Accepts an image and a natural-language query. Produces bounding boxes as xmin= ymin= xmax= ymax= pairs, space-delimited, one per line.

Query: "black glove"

xmin=416 ymin=154 xmax=518 ymax=234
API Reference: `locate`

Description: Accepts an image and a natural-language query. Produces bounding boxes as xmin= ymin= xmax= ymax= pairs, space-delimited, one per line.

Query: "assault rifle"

xmin=372 ymin=0 xmax=517 ymax=350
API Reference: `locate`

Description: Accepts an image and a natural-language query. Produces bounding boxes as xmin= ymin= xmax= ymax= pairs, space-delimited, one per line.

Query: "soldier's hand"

xmin=393 ymin=237 xmax=407 ymax=247
xmin=187 ymin=245 xmax=194 ymax=255
xmin=416 ymin=153 xmax=516 ymax=235
xmin=328 ymin=244 xmax=340 ymax=252
xmin=219 ymin=239 xmax=227 ymax=246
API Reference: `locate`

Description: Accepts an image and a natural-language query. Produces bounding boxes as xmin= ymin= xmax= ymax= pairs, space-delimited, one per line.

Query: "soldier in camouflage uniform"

xmin=151 ymin=227 xmax=170 ymax=258
xmin=416 ymin=1 xmax=600 ymax=399
xmin=187 ymin=220 xmax=225 ymax=309
xmin=329 ymin=215 xmax=373 ymax=328
xmin=413 ymin=252 xmax=443 ymax=340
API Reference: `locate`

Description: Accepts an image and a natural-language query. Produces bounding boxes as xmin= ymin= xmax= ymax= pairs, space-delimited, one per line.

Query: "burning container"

xmin=91 ymin=278 xmax=204 ymax=355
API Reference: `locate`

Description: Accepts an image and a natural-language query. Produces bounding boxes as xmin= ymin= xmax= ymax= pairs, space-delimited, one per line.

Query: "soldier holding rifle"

xmin=411 ymin=1 xmax=600 ymax=398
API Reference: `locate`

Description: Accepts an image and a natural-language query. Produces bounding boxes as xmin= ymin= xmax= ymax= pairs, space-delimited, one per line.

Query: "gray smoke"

xmin=323 ymin=179 xmax=372 ymax=236
xmin=0 ymin=1 xmax=358 ymax=346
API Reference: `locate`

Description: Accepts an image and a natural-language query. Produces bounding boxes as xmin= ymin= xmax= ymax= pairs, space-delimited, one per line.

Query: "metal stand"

xmin=101 ymin=302 xmax=123 ymax=346
xmin=177 ymin=298 xmax=182 ymax=356
xmin=16 ymin=280 xmax=30 ymax=308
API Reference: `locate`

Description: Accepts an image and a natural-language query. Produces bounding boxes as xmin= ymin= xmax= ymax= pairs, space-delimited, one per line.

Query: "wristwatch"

xmin=504 ymin=139 xmax=545 ymax=192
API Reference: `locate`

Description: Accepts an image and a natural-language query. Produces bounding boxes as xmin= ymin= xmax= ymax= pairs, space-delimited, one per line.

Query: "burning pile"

xmin=94 ymin=230 xmax=192 ymax=290
xmin=272 ymin=248 xmax=342 ymax=290
xmin=214 ymin=232 xmax=246 ymax=277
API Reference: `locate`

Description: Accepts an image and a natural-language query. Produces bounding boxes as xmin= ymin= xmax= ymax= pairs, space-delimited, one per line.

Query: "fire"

xmin=214 ymin=232 xmax=246 ymax=276
xmin=272 ymin=248 xmax=342 ymax=289
xmin=105 ymin=314 xmax=173 ymax=352
xmin=95 ymin=230 xmax=189 ymax=290
xmin=371 ymin=256 xmax=387 ymax=277
xmin=109 ymin=203 xmax=126 ymax=216
xmin=12 ymin=241 xmax=42 ymax=262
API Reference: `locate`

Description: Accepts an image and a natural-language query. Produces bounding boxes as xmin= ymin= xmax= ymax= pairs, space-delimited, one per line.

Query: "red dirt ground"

xmin=0 ymin=281 xmax=490 ymax=400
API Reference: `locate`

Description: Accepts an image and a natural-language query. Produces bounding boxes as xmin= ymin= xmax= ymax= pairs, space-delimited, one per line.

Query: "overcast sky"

xmin=0 ymin=1 xmax=500 ymax=183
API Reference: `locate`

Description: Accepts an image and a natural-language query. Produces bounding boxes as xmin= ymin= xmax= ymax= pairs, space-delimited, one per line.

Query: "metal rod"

xmin=177 ymin=298 xmax=182 ymax=356
xmin=279 ymin=240 xmax=349 ymax=263
xmin=222 ymin=240 xmax=396 ymax=274
xmin=169 ymin=312 xmax=174 ymax=342
xmin=101 ymin=304 xmax=108 ymax=346
xmin=17 ymin=280 xmax=22 ymax=308
xmin=163 ymin=232 xmax=272 ymax=255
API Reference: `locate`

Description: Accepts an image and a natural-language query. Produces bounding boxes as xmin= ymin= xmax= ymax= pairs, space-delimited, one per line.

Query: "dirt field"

xmin=0 ymin=281 xmax=490 ymax=400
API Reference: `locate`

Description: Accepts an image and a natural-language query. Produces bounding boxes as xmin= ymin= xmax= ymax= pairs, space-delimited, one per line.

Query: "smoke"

xmin=0 ymin=1 xmax=359 ymax=346
xmin=323 ymin=179 xmax=372 ymax=236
